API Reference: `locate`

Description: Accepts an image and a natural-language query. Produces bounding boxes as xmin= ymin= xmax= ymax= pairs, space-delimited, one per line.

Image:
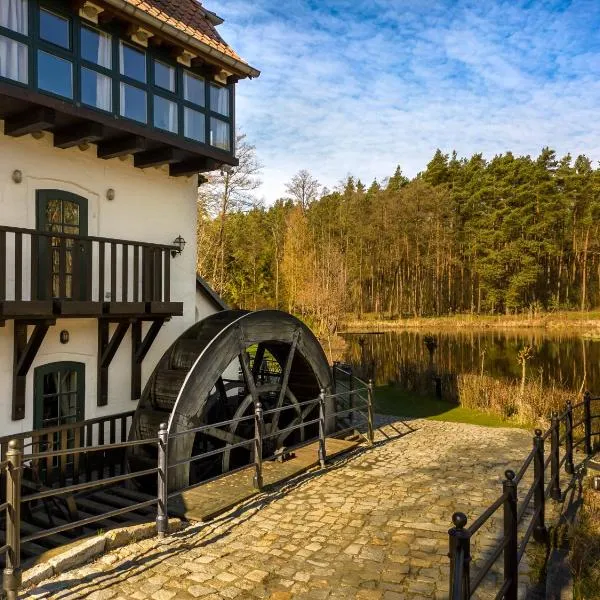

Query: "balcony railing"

xmin=0 ymin=225 xmax=182 ymax=318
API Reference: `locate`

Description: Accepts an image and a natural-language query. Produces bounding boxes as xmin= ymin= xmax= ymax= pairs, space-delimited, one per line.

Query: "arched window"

xmin=36 ymin=190 xmax=88 ymax=300
xmin=33 ymin=361 xmax=85 ymax=430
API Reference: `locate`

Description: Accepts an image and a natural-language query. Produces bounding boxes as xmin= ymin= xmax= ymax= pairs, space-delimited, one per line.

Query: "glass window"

xmin=154 ymin=96 xmax=178 ymax=133
xmin=184 ymin=107 xmax=204 ymax=142
xmin=120 ymin=41 xmax=146 ymax=82
xmin=81 ymin=67 xmax=112 ymax=111
xmin=0 ymin=34 xmax=27 ymax=83
xmin=210 ymin=84 xmax=229 ymax=116
xmin=154 ymin=60 xmax=175 ymax=92
xmin=38 ymin=51 xmax=72 ymax=98
xmin=40 ymin=8 xmax=70 ymax=49
xmin=183 ymin=71 xmax=204 ymax=106
xmin=120 ymin=82 xmax=146 ymax=123
xmin=81 ymin=26 xmax=111 ymax=68
xmin=210 ymin=118 xmax=230 ymax=150
xmin=0 ymin=0 xmax=28 ymax=35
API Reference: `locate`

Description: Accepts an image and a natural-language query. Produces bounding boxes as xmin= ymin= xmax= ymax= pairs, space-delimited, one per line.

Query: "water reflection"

xmin=342 ymin=329 xmax=598 ymax=392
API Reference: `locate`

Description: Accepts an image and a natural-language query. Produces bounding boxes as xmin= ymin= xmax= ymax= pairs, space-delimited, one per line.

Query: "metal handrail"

xmin=167 ymin=439 xmax=255 ymax=469
xmin=262 ymin=397 xmax=320 ymax=416
xmin=467 ymin=493 xmax=507 ymax=536
xmin=471 ymin=537 xmax=508 ymax=592
xmin=513 ymin=448 xmax=535 ymax=484
xmin=24 ymin=437 xmax=158 ymax=461
xmin=168 ymin=414 xmax=255 ymax=439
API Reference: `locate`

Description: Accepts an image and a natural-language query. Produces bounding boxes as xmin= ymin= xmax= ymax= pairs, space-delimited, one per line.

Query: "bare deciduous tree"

xmin=285 ymin=169 xmax=320 ymax=211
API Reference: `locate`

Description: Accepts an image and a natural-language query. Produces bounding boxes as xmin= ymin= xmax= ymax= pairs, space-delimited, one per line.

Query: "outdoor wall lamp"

xmin=171 ymin=235 xmax=186 ymax=257
xmin=60 ymin=330 xmax=70 ymax=344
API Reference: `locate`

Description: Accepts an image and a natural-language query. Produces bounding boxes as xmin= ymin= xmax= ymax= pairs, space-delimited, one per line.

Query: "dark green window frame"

xmin=0 ymin=0 xmax=235 ymax=153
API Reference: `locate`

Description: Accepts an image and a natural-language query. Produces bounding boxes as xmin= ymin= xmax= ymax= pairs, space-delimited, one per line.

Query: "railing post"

xmin=503 ymin=469 xmax=518 ymax=600
xmin=550 ymin=411 xmax=561 ymax=501
xmin=156 ymin=423 xmax=168 ymax=539
xmin=533 ymin=429 xmax=547 ymax=543
xmin=584 ymin=391 xmax=593 ymax=456
xmin=318 ymin=389 xmax=327 ymax=468
xmin=332 ymin=361 xmax=338 ymax=395
xmin=565 ymin=400 xmax=574 ymax=475
xmin=3 ymin=439 xmax=22 ymax=600
xmin=367 ymin=379 xmax=375 ymax=445
xmin=448 ymin=512 xmax=470 ymax=600
xmin=253 ymin=399 xmax=264 ymax=490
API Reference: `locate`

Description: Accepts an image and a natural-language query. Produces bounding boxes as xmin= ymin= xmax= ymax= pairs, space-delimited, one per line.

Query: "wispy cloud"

xmin=212 ymin=0 xmax=600 ymax=201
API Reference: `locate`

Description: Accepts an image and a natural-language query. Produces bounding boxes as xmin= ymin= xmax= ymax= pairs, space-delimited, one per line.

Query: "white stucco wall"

xmin=0 ymin=129 xmax=209 ymax=436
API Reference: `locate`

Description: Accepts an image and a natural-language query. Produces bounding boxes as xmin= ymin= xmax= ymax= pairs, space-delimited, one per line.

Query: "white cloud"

xmin=211 ymin=0 xmax=600 ymax=201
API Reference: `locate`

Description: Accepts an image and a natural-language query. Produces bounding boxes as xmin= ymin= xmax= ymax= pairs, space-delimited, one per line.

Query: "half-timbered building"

xmin=0 ymin=0 xmax=259 ymax=438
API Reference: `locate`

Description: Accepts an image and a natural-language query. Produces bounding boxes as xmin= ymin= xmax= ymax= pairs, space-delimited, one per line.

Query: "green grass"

xmin=374 ymin=385 xmax=525 ymax=428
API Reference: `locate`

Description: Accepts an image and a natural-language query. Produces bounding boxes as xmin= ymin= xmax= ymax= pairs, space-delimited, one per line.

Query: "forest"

xmin=197 ymin=139 xmax=600 ymax=336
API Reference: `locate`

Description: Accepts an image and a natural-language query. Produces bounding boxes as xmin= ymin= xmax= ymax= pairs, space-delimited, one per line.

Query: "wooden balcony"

xmin=0 ymin=225 xmax=183 ymax=321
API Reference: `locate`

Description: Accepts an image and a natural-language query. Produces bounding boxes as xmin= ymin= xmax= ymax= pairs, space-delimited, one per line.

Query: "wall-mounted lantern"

xmin=106 ymin=188 xmax=116 ymax=201
xmin=12 ymin=170 xmax=22 ymax=184
xmin=60 ymin=330 xmax=70 ymax=344
xmin=171 ymin=235 xmax=186 ymax=257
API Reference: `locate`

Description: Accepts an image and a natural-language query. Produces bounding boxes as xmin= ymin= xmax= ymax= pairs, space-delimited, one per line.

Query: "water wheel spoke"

xmin=223 ymin=393 xmax=255 ymax=472
xmin=277 ymin=391 xmax=312 ymax=446
xmin=271 ymin=332 xmax=299 ymax=432
xmin=202 ymin=427 xmax=247 ymax=446
xmin=215 ymin=377 xmax=228 ymax=405
xmin=251 ymin=343 xmax=266 ymax=383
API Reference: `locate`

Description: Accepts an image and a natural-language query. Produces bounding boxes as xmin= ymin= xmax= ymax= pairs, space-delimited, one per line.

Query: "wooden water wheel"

xmin=128 ymin=310 xmax=332 ymax=490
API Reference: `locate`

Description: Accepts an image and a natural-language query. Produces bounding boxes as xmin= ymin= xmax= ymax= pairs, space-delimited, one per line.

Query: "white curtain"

xmin=166 ymin=100 xmax=177 ymax=132
xmin=0 ymin=0 xmax=28 ymax=34
xmin=96 ymin=33 xmax=112 ymax=110
xmin=211 ymin=118 xmax=230 ymax=150
xmin=0 ymin=0 xmax=28 ymax=83
xmin=211 ymin=86 xmax=229 ymax=116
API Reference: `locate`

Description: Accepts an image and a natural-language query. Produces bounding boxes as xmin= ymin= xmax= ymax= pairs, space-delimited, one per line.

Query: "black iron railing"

xmin=448 ymin=391 xmax=600 ymax=599
xmin=0 ymin=376 xmax=374 ymax=598
xmin=0 ymin=225 xmax=177 ymax=305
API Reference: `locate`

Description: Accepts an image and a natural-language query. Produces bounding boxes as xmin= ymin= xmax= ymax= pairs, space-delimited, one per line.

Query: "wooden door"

xmin=36 ymin=190 xmax=89 ymax=301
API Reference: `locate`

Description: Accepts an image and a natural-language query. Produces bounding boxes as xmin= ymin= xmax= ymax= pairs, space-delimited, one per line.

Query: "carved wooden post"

xmin=533 ymin=429 xmax=547 ymax=542
xmin=503 ymin=470 xmax=518 ymax=600
xmin=156 ymin=423 xmax=168 ymax=538
xmin=448 ymin=512 xmax=470 ymax=599
xmin=3 ymin=439 xmax=22 ymax=600
xmin=318 ymin=389 xmax=327 ymax=468
xmin=253 ymin=399 xmax=264 ymax=490
xmin=550 ymin=412 xmax=561 ymax=501
xmin=565 ymin=400 xmax=574 ymax=474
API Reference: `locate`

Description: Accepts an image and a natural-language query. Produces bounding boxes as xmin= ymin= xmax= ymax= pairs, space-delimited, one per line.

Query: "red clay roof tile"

xmin=120 ymin=0 xmax=248 ymax=66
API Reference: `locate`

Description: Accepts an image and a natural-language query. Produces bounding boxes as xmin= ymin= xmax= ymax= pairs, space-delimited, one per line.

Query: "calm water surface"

xmin=342 ymin=329 xmax=600 ymax=393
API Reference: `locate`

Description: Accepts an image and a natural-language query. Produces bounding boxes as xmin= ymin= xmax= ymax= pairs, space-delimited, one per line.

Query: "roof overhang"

xmin=100 ymin=0 xmax=261 ymax=80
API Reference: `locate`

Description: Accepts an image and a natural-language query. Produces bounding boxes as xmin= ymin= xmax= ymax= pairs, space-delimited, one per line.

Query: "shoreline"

xmin=341 ymin=311 xmax=600 ymax=333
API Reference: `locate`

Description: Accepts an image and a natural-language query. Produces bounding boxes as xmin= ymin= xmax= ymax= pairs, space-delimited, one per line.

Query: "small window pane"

xmin=0 ymin=35 xmax=27 ymax=83
xmin=210 ymin=118 xmax=230 ymax=151
xmin=154 ymin=96 xmax=178 ymax=133
xmin=183 ymin=71 xmax=204 ymax=106
xmin=81 ymin=26 xmax=111 ymax=68
xmin=184 ymin=107 xmax=204 ymax=142
xmin=38 ymin=51 xmax=73 ymax=98
xmin=120 ymin=42 xmax=146 ymax=83
xmin=120 ymin=82 xmax=146 ymax=123
xmin=0 ymin=0 xmax=28 ymax=34
xmin=81 ymin=67 xmax=112 ymax=111
xmin=210 ymin=85 xmax=229 ymax=116
xmin=40 ymin=8 xmax=70 ymax=49
xmin=154 ymin=60 xmax=175 ymax=92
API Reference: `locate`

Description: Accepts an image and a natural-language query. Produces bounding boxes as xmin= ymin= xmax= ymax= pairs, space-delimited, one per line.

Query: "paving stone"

xmin=21 ymin=418 xmax=535 ymax=600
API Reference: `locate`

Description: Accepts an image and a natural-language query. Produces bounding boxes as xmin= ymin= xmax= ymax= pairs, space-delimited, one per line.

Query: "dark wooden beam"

xmin=97 ymin=135 xmax=148 ymax=159
xmin=4 ymin=107 xmax=56 ymax=137
xmin=134 ymin=147 xmax=187 ymax=169
xmin=169 ymin=157 xmax=221 ymax=177
xmin=97 ymin=320 xmax=130 ymax=406
xmin=131 ymin=319 xmax=165 ymax=400
xmin=13 ymin=320 xmax=53 ymax=420
xmin=54 ymin=121 xmax=104 ymax=149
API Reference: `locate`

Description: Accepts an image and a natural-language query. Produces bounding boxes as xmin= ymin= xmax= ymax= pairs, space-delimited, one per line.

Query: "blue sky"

xmin=215 ymin=0 xmax=600 ymax=202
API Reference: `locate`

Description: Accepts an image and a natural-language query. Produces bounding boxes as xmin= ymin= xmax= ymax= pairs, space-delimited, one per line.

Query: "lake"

xmin=341 ymin=329 xmax=600 ymax=393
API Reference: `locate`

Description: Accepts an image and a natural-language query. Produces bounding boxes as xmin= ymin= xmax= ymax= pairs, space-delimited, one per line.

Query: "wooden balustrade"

xmin=0 ymin=225 xmax=179 ymax=316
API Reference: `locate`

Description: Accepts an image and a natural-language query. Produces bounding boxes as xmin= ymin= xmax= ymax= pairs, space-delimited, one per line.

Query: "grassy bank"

xmin=342 ymin=310 xmax=600 ymax=332
xmin=374 ymin=385 xmax=525 ymax=428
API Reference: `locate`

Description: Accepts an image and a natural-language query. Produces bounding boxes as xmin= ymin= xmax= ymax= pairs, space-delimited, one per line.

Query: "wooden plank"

xmin=4 ymin=106 xmax=56 ymax=137
xmin=54 ymin=121 xmax=104 ymax=149
xmin=109 ymin=418 xmax=116 ymax=477
xmin=97 ymin=135 xmax=147 ymax=160
xmin=14 ymin=232 xmax=22 ymax=301
xmin=121 ymin=244 xmax=128 ymax=302
xmin=133 ymin=245 xmax=139 ymax=302
xmin=110 ymin=242 xmax=116 ymax=301
xmin=0 ymin=230 xmax=5 ymax=301
xmin=134 ymin=147 xmax=185 ymax=169
xmin=98 ymin=242 xmax=105 ymax=302
xmin=163 ymin=249 xmax=170 ymax=302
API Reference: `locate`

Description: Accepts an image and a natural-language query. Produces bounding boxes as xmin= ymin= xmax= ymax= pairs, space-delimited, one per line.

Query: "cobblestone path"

xmin=24 ymin=418 xmax=535 ymax=600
